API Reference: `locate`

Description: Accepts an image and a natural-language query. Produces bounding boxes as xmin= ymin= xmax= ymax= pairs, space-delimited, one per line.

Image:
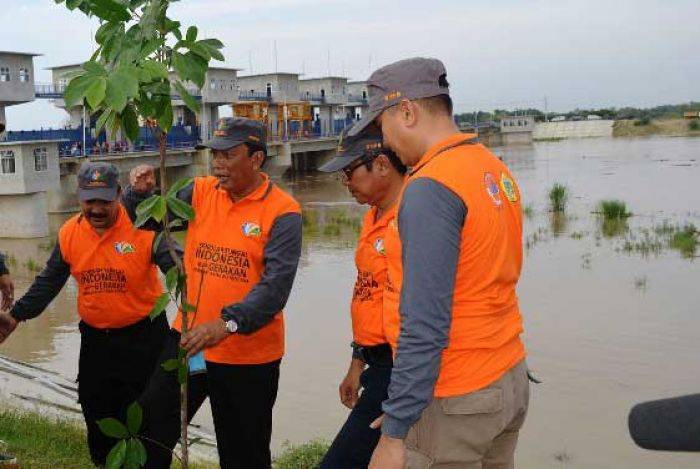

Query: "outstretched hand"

xmin=0 ymin=312 xmax=18 ymax=344
xmin=0 ymin=274 xmax=14 ymax=311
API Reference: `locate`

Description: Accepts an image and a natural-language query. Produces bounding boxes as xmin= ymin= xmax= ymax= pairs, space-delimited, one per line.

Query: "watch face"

xmin=226 ymin=320 xmax=237 ymax=333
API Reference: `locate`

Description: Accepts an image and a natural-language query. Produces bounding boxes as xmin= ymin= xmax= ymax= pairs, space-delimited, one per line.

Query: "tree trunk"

xmin=158 ymin=131 xmax=189 ymax=468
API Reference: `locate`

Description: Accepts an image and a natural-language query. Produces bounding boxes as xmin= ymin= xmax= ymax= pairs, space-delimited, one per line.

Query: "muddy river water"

xmin=1 ymin=136 xmax=699 ymax=468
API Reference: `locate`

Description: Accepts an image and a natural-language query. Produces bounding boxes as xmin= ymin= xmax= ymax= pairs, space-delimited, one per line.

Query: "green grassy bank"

xmin=613 ymin=118 xmax=700 ymax=137
xmin=0 ymin=408 xmax=328 ymax=468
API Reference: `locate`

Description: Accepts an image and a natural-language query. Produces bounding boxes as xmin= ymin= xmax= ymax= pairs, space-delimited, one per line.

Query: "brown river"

xmin=1 ymin=136 xmax=699 ymax=468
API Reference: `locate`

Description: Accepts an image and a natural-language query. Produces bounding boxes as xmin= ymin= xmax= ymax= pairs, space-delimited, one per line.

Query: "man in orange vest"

xmin=348 ymin=58 xmax=530 ymax=468
xmin=0 ymin=253 xmax=12 ymax=311
xmin=0 ymin=162 xmax=179 ymax=466
xmin=317 ymin=125 xmax=407 ymax=468
xmin=127 ymin=118 xmax=303 ymax=468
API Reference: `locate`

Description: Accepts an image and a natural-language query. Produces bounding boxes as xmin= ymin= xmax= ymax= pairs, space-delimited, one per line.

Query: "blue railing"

xmin=347 ymin=94 xmax=368 ymax=105
xmin=300 ymin=93 xmax=324 ymax=103
xmin=238 ymin=91 xmax=270 ymax=101
xmin=35 ymin=83 xmax=67 ymax=99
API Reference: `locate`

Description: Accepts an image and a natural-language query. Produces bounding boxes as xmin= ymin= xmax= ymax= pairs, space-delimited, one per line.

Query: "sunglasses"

xmin=339 ymin=154 xmax=379 ymax=182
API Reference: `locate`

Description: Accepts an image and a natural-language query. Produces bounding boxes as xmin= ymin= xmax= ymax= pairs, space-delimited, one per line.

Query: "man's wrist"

xmin=381 ymin=414 xmax=410 ymax=440
xmin=222 ymin=318 xmax=238 ymax=334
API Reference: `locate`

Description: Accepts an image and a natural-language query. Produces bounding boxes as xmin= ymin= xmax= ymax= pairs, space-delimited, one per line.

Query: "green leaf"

xmin=85 ymin=77 xmax=107 ymax=109
xmin=126 ymin=401 xmax=142 ymax=435
xmin=200 ymin=38 xmax=224 ymax=50
xmin=167 ymin=177 xmax=194 ymax=198
xmin=139 ymin=38 xmax=162 ymax=61
xmin=83 ymin=60 xmax=106 ymax=76
xmin=157 ymin=100 xmax=173 ymax=133
xmin=149 ymin=292 xmax=170 ymax=320
xmin=181 ymin=302 xmax=196 ymax=313
xmin=165 ymin=266 xmax=179 ymax=293
xmin=166 ymin=197 xmax=195 ymax=221
xmin=106 ymin=439 xmax=127 ymax=469
xmin=63 ymin=74 xmax=92 ymax=108
xmin=105 ymin=73 xmax=129 ymax=112
xmin=168 ymin=219 xmax=183 ymax=230
xmin=116 ymin=66 xmax=140 ymax=98
xmin=91 ymin=0 xmax=131 ymax=22
xmin=174 ymin=81 xmax=200 ymax=114
xmin=66 ymin=0 xmax=84 ymax=9
xmin=121 ymin=104 xmax=140 ymax=142
xmin=95 ymin=21 xmax=121 ymax=45
xmin=186 ymin=26 xmax=198 ymax=42
xmin=178 ymin=347 xmax=186 ymax=360
xmin=161 ymin=358 xmax=179 ymax=371
xmin=151 ymin=196 xmax=167 ymax=222
xmin=126 ymin=438 xmax=147 ymax=467
xmin=94 ymin=110 xmax=113 ymax=136
xmin=171 ymin=51 xmax=207 ymax=88
xmin=135 ymin=194 xmax=160 ymax=217
xmin=97 ymin=418 xmax=129 ymax=439
xmin=142 ymin=60 xmax=169 ymax=80
xmin=188 ymin=42 xmax=211 ymax=62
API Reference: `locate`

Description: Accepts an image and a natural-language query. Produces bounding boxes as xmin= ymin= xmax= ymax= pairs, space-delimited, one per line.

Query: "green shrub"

xmin=274 ymin=440 xmax=329 ymax=469
xmin=689 ymin=120 xmax=700 ymax=131
xmin=669 ymin=224 xmax=698 ymax=258
xmin=598 ymin=200 xmax=632 ymax=220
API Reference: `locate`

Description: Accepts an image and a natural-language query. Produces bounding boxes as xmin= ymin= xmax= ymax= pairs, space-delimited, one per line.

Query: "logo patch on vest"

xmin=500 ymin=173 xmax=518 ymax=203
xmin=374 ymin=238 xmax=386 ymax=256
xmin=241 ymin=222 xmax=262 ymax=237
xmin=114 ymin=242 xmax=135 ymax=255
xmin=484 ymin=172 xmax=502 ymax=207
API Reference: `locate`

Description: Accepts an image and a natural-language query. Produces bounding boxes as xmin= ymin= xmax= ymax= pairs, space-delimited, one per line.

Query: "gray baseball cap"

xmin=196 ymin=117 xmax=267 ymax=153
xmin=77 ymin=162 xmax=120 ymax=202
xmin=349 ymin=57 xmax=450 ymax=137
xmin=319 ymin=124 xmax=385 ymax=172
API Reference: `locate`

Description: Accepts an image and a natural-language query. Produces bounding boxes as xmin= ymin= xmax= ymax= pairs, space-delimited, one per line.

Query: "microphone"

xmin=628 ymin=393 xmax=700 ymax=452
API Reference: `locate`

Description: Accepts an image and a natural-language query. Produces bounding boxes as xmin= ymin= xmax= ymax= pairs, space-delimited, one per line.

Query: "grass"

xmin=23 ymin=258 xmax=42 ymax=273
xmin=689 ymin=120 xmax=700 ymax=131
xmin=0 ymin=408 xmax=329 ymax=469
xmin=533 ymin=137 xmax=565 ymax=142
xmin=274 ymin=440 xmax=330 ymax=469
xmin=548 ymin=183 xmax=568 ymax=213
xmin=522 ymin=204 xmax=534 ymax=219
xmin=613 ymin=118 xmax=700 ymax=137
xmin=669 ymin=224 xmax=698 ymax=258
xmin=597 ymin=200 xmax=632 ymax=220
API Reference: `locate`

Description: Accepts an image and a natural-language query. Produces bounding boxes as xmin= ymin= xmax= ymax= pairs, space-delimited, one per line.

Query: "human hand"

xmin=339 ymin=358 xmax=364 ymax=408
xmin=0 ymin=274 xmax=14 ymax=311
xmin=180 ymin=319 xmax=229 ymax=358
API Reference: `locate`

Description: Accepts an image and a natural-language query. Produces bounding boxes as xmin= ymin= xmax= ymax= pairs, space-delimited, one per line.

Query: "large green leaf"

xmin=65 ymin=0 xmax=84 ymax=10
xmin=63 ymin=74 xmax=92 ymax=108
xmin=167 ymin=197 xmax=195 ymax=221
xmin=95 ymin=21 xmax=121 ymax=45
xmin=125 ymin=438 xmax=147 ymax=467
xmin=94 ymin=109 xmax=113 ymax=136
xmin=186 ymin=26 xmax=198 ymax=42
xmin=188 ymin=42 xmax=211 ymax=62
xmin=171 ymin=51 xmax=206 ymax=88
xmin=83 ymin=60 xmax=106 ymax=76
xmin=126 ymin=402 xmax=142 ymax=435
xmin=149 ymin=292 xmax=170 ymax=320
xmin=91 ymin=0 xmax=131 ymax=22
xmin=135 ymin=194 xmax=160 ymax=217
xmin=142 ymin=60 xmax=169 ymax=80
xmin=174 ymin=81 xmax=200 ymax=114
xmin=97 ymin=418 xmax=129 ymax=439
xmin=167 ymin=177 xmax=194 ymax=198
xmin=85 ymin=77 xmax=107 ymax=109
xmin=197 ymin=40 xmax=224 ymax=62
xmin=121 ymin=104 xmax=140 ymax=142
xmin=199 ymin=38 xmax=224 ymax=50
xmin=157 ymin=100 xmax=173 ymax=133
xmin=151 ymin=196 xmax=167 ymax=222
xmin=105 ymin=73 xmax=128 ymax=112
xmin=165 ymin=266 xmax=179 ymax=293
xmin=106 ymin=440 xmax=127 ymax=469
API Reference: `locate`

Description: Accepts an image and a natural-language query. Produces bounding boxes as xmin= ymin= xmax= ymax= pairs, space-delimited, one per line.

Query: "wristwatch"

xmin=223 ymin=318 xmax=238 ymax=334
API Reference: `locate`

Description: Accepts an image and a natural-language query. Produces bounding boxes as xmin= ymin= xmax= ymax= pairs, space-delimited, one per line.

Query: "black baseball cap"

xmin=77 ymin=162 xmax=120 ymax=202
xmin=349 ymin=57 xmax=450 ymax=137
xmin=196 ymin=117 xmax=267 ymax=153
xmin=319 ymin=124 xmax=385 ymax=173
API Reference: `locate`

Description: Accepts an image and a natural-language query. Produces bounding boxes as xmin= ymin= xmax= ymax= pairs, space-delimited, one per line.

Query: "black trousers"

xmin=140 ymin=331 xmax=281 ymax=469
xmin=77 ymin=314 xmax=168 ymax=467
xmin=319 ymin=344 xmax=393 ymax=469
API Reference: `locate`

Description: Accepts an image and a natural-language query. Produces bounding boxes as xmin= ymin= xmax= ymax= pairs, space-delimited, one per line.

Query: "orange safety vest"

xmin=383 ymin=133 xmax=526 ymax=398
xmin=59 ymin=206 xmax=163 ymax=329
xmin=173 ymin=174 xmax=301 ymax=365
xmin=351 ymin=205 xmax=396 ymax=347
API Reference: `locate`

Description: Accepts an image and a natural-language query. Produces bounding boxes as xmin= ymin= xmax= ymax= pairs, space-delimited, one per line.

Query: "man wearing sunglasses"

xmin=317 ymin=125 xmax=407 ymax=468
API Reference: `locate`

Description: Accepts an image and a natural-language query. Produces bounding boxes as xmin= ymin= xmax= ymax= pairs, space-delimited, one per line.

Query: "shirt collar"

xmin=410 ymin=133 xmax=477 ymax=175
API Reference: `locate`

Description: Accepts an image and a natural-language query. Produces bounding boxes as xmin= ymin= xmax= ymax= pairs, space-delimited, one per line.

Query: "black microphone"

xmin=628 ymin=393 xmax=700 ymax=452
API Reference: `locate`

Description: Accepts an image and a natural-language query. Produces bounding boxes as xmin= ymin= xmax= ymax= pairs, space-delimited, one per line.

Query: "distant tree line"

xmin=455 ymin=102 xmax=700 ymax=124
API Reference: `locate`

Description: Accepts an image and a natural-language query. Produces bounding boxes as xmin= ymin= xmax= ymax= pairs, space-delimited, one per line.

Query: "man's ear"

xmin=251 ymin=150 xmax=266 ymax=170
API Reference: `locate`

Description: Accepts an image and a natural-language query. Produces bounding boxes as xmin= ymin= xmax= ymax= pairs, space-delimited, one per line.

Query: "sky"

xmin=2 ymin=0 xmax=698 ymax=130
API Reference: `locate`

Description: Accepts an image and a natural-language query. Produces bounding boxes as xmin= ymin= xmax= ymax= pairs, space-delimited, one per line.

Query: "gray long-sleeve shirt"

xmin=121 ymin=181 xmax=302 ymax=335
xmin=10 ymin=233 xmax=182 ymax=322
xmin=381 ymin=177 xmax=466 ymax=439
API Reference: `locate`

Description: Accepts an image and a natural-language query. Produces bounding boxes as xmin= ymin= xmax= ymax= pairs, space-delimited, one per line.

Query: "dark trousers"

xmin=77 ymin=314 xmax=168 ymax=467
xmin=320 ymin=345 xmax=393 ymax=469
xmin=140 ymin=331 xmax=281 ymax=469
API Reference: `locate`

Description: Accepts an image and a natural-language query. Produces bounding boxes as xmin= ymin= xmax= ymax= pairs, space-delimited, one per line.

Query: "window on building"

xmin=1 ymin=150 xmax=15 ymax=174
xmin=34 ymin=147 xmax=48 ymax=172
xmin=19 ymin=67 xmax=30 ymax=82
xmin=0 ymin=67 xmax=10 ymax=82
xmin=362 ymin=90 xmax=367 ymax=99
xmin=210 ymin=78 xmax=216 ymax=90
xmin=230 ymin=80 xmax=235 ymax=91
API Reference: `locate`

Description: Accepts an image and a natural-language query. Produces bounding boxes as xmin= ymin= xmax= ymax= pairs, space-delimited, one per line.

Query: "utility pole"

xmin=544 ymin=95 xmax=548 ymax=122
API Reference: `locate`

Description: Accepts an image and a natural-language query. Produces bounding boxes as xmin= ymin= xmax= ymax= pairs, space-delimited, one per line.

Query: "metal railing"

xmin=34 ymin=83 xmax=67 ymax=99
xmin=238 ymin=91 xmax=270 ymax=101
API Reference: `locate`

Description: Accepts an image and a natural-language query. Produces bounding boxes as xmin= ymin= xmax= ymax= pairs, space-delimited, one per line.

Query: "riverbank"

xmin=0 ymin=407 xmax=327 ymax=468
xmin=613 ymin=118 xmax=700 ymax=137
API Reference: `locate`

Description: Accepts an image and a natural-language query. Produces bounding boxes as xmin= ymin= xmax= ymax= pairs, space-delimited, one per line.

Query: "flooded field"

xmin=1 ymin=136 xmax=699 ymax=467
